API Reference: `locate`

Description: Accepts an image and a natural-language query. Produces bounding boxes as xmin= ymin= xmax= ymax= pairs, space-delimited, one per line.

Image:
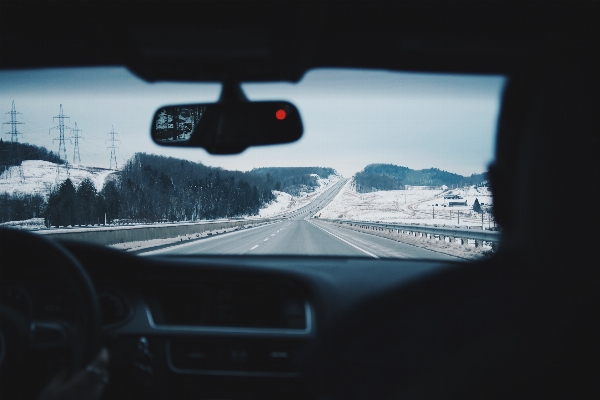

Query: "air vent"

xmin=149 ymin=278 xmax=308 ymax=330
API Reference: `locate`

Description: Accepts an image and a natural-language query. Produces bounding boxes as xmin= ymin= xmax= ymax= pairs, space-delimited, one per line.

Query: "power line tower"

xmin=106 ymin=126 xmax=120 ymax=170
xmin=3 ymin=101 xmax=25 ymax=182
xmin=49 ymin=104 xmax=72 ymax=183
xmin=70 ymin=122 xmax=83 ymax=165
xmin=3 ymin=100 xmax=24 ymax=143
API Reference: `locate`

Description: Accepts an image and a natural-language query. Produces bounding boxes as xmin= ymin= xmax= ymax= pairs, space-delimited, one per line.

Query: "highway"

xmin=141 ymin=179 xmax=460 ymax=260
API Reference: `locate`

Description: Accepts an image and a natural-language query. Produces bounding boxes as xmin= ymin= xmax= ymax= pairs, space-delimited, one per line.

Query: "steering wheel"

xmin=0 ymin=228 xmax=101 ymax=399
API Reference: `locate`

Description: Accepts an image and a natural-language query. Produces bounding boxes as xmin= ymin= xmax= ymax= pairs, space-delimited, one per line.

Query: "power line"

xmin=3 ymin=100 xmax=24 ymax=143
xmin=106 ymin=126 xmax=120 ymax=170
xmin=70 ymin=122 xmax=83 ymax=165
xmin=49 ymin=104 xmax=73 ymax=183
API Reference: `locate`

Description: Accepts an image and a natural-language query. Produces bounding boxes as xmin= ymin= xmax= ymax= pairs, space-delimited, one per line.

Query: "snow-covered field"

xmin=0 ymin=160 xmax=117 ymax=198
xmin=259 ymin=174 xmax=341 ymax=217
xmin=319 ymin=179 xmax=494 ymax=228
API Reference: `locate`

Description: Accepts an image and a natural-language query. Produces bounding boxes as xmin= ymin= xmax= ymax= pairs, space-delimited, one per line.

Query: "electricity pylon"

xmin=106 ymin=126 xmax=120 ymax=170
xmin=3 ymin=101 xmax=25 ymax=182
xmin=70 ymin=122 xmax=83 ymax=165
xmin=49 ymin=104 xmax=73 ymax=183
xmin=3 ymin=100 xmax=23 ymax=143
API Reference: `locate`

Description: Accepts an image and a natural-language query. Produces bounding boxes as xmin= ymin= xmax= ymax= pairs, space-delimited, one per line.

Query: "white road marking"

xmin=309 ymin=221 xmax=379 ymax=258
xmin=264 ymin=238 xmax=269 ymax=241
xmin=139 ymin=223 xmax=271 ymax=256
xmin=250 ymin=245 xmax=259 ymax=250
xmin=271 ymin=234 xmax=275 ymax=236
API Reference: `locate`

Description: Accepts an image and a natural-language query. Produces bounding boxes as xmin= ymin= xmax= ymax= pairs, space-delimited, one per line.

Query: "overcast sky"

xmin=1 ymin=67 xmax=505 ymax=177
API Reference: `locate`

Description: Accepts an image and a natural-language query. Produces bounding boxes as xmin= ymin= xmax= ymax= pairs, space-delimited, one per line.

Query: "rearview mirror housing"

xmin=151 ymin=101 xmax=303 ymax=154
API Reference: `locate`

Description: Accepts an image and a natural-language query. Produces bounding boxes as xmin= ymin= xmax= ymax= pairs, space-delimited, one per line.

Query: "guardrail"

xmin=320 ymin=218 xmax=500 ymax=248
xmin=34 ymin=218 xmax=279 ymax=246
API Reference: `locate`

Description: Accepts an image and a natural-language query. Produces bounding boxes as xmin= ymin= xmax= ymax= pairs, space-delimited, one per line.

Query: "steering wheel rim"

xmin=0 ymin=227 xmax=101 ymax=399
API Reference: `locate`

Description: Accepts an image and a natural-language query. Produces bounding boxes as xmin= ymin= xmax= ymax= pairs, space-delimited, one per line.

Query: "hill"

xmin=354 ymin=163 xmax=487 ymax=193
xmin=0 ymin=160 xmax=117 ymax=224
xmin=0 ymin=140 xmax=63 ymax=174
xmin=0 ymin=160 xmax=116 ymax=198
xmin=250 ymin=167 xmax=338 ymax=196
xmin=1 ymin=152 xmax=341 ymax=225
xmin=117 ymin=153 xmax=276 ymax=222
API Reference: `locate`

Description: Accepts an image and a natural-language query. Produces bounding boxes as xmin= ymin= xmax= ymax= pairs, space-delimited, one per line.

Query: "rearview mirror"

xmin=151 ymin=101 xmax=303 ymax=154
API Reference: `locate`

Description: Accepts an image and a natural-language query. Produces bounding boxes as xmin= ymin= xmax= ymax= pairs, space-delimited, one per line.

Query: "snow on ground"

xmin=0 ymin=217 xmax=46 ymax=229
xmin=319 ymin=179 xmax=494 ymax=228
xmin=0 ymin=160 xmax=117 ymax=198
xmin=259 ymin=191 xmax=295 ymax=217
xmin=259 ymin=174 xmax=341 ymax=217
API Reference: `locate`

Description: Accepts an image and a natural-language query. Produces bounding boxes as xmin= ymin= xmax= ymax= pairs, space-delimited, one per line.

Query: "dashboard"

xmin=25 ymin=240 xmax=456 ymax=399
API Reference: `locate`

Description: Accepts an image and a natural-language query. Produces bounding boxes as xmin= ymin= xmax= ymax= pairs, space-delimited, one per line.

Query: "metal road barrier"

xmin=320 ymin=218 xmax=500 ymax=247
xmin=34 ymin=218 xmax=279 ymax=246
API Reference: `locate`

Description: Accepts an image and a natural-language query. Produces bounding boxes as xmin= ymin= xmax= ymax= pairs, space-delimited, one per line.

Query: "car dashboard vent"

xmin=147 ymin=278 xmax=308 ymax=330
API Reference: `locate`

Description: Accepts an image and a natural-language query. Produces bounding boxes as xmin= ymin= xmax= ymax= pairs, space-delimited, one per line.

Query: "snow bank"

xmin=0 ymin=217 xmax=46 ymax=229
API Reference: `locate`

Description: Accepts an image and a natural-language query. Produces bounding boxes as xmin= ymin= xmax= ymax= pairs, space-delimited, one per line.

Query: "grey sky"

xmin=1 ymin=67 xmax=505 ymax=177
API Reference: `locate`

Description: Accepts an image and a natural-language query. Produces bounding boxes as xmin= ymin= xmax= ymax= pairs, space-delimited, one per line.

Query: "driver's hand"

xmin=38 ymin=347 xmax=110 ymax=400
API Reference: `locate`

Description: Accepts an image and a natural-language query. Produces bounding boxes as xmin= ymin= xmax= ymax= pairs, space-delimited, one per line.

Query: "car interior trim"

xmin=165 ymin=340 xmax=301 ymax=378
xmin=145 ymin=303 xmax=313 ymax=336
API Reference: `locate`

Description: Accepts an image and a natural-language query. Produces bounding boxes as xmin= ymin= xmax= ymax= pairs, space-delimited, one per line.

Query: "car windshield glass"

xmin=0 ymin=67 xmax=505 ymax=260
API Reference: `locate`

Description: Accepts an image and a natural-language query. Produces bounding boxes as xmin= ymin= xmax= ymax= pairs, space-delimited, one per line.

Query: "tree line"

xmin=1 ymin=148 xmax=338 ymax=226
xmin=42 ymin=153 xmax=277 ymax=227
xmin=251 ymin=167 xmax=337 ymax=196
xmin=0 ymin=140 xmax=63 ymax=174
xmin=0 ymin=192 xmax=46 ymax=223
xmin=44 ymin=178 xmax=119 ymax=227
xmin=354 ymin=163 xmax=488 ymax=193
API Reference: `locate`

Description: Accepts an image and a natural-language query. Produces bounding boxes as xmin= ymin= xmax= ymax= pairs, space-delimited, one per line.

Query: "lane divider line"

xmin=308 ymin=221 xmax=379 ymax=259
xmin=264 ymin=238 xmax=269 ymax=241
xmin=250 ymin=245 xmax=259 ymax=250
xmin=138 ymin=221 xmax=275 ymax=256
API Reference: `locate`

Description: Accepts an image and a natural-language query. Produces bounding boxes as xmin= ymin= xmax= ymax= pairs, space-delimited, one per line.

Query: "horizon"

xmin=1 ymin=67 xmax=505 ymax=177
xmin=4 ymin=143 xmax=489 ymax=180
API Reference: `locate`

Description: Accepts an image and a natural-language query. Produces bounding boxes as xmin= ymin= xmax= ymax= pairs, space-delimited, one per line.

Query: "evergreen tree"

xmin=473 ymin=198 xmax=482 ymax=213
xmin=45 ymin=179 xmax=77 ymax=227
xmin=0 ymin=193 xmax=45 ymax=222
xmin=266 ymin=173 xmax=274 ymax=188
xmin=100 ymin=180 xmax=120 ymax=223
xmin=76 ymin=178 xmax=98 ymax=225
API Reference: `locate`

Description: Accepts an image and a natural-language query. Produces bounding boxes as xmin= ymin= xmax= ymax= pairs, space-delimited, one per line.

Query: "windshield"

xmin=0 ymin=68 xmax=505 ymax=260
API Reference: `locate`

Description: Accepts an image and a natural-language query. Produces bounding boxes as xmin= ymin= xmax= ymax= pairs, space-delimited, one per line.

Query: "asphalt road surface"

xmin=141 ymin=179 xmax=460 ymax=260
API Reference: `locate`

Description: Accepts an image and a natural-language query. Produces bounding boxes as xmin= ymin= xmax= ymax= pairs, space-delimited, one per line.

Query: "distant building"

xmin=444 ymin=194 xmax=462 ymax=200
xmin=448 ymin=200 xmax=467 ymax=207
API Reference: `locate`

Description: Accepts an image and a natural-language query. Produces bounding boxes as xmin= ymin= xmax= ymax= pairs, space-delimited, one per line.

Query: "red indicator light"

xmin=276 ymin=109 xmax=286 ymax=120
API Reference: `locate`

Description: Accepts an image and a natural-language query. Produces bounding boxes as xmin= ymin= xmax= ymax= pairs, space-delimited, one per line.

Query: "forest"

xmin=116 ymin=153 xmax=275 ymax=222
xmin=0 ymin=192 xmax=46 ymax=223
xmin=2 ymin=146 xmax=338 ymax=226
xmin=41 ymin=153 xmax=280 ymax=227
xmin=251 ymin=167 xmax=337 ymax=196
xmin=354 ymin=163 xmax=487 ymax=193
